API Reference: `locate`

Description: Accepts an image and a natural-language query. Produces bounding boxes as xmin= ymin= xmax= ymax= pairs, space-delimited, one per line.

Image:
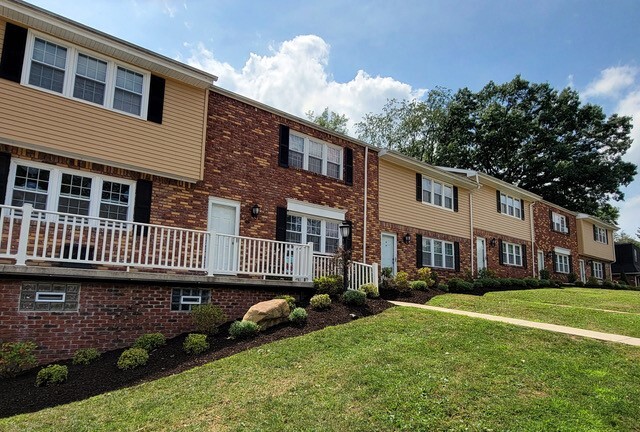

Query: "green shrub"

xmin=72 ymin=348 xmax=100 ymax=365
xmin=314 ymin=275 xmax=345 ymax=297
xmin=472 ymin=279 xmax=485 ymax=290
xmin=439 ymin=283 xmax=449 ymax=292
xmin=478 ymin=268 xmax=498 ymax=279
xmin=510 ymin=278 xmax=527 ymax=289
xmin=309 ymin=294 xmax=331 ymax=310
xmin=289 ymin=307 xmax=308 ymax=327
xmin=550 ymin=279 xmax=563 ymax=288
xmin=117 ymin=348 xmax=149 ymax=370
xmin=274 ymin=295 xmax=296 ymax=310
xmin=574 ymin=280 xmax=585 ymax=287
xmin=410 ymin=280 xmax=428 ymax=291
xmin=539 ymin=269 xmax=551 ymax=280
xmin=36 ymin=364 xmax=68 ymax=387
xmin=567 ymin=272 xmax=578 ymax=283
xmin=523 ymin=277 xmax=540 ymax=288
xmin=602 ymin=280 xmax=615 ymax=289
xmin=586 ymin=276 xmax=600 ymax=287
xmin=359 ymin=283 xmax=380 ymax=298
xmin=482 ymin=278 xmax=501 ymax=290
xmin=448 ymin=278 xmax=473 ymax=292
xmin=0 ymin=341 xmax=37 ymax=378
xmin=395 ymin=271 xmax=412 ymax=293
xmin=191 ymin=304 xmax=227 ymax=335
xmin=132 ymin=333 xmax=166 ymax=352
xmin=539 ymin=279 xmax=552 ymax=287
xmin=183 ymin=334 xmax=209 ymax=355
xmin=229 ymin=321 xmax=260 ymax=339
xmin=416 ymin=267 xmax=435 ymax=287
xmin=342 ymin=290 xmax=367 ymax=306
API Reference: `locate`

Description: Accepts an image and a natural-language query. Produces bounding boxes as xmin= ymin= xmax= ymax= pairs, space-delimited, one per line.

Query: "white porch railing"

xmin=0 ymin=204 xmax=314 ymax=281
xmin=313 ymin=253 xmax=379 ymax=290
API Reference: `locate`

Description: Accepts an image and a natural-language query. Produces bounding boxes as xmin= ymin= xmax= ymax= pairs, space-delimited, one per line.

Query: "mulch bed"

xmin=0 ymin=298 xmax=392 ymax=419
xmin=379 ymin=287 xmax=444 ymax=304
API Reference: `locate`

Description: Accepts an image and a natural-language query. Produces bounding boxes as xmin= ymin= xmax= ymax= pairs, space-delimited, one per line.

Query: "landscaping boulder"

xmin=242 ymin=299 xmax=290 ymax=329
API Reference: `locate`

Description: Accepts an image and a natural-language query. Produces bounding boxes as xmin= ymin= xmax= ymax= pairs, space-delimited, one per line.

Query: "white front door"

xmin=381 ymin=233 xmax=397 ymax=275
xmin=579 ymin=259 xmax=586 ymax=283
xmin=208 ymin=198 xmax=240 ymax=274
xmin=537 ymin=251 xmax=545 ymax=277
xmin=476 ymin=237 xmax=486 ymax=273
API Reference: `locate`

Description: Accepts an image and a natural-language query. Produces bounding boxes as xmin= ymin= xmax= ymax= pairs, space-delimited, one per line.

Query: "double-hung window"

xmin=285 ymin=214 xmax=340 ymax=254
xmin=501 ymin=241 xmax=523 ymax=266
xmin=594 ymin=226 xmax=607 ymax=244
xmin=593 ymin=262 xmax=604 ymax=279
xmin=7 ymin=160 xmax=134 ymax=221
xmin=552 ymin=212 xmax=568 ymax=233
xmin=23 ymin=31 xmax=149 ymax=118
xmin=421 ymin=238 xmax=455 ymax=269
xmin=555 ymin=253 xmax=570 ymax=274
xmin=500 ymin=193 xmax=522 ymax=219
xmin=421 ymin=177 xmax=454 ymax=210
xmin=287 ymin=132 xmax=342 ymax=180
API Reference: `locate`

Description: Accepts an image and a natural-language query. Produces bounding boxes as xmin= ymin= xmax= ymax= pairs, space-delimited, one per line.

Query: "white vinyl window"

xmin=285 ymin=214 xmax=341 ymax=254
xmin=594 ymin=226 xmax=607 ymax=244
xmin=555 ymin=253 xmax=570 ymax=274
xmin=500 ymin=193 xmax=522 ymax=219
xmin=7 ymin=160 xmax=134 ymax=221
xmin=501 ymin=241 xmax=523 ymax=266
xmin=421 ymin=176 xmax=454 ymax=210
xmin=22 ymin=31 xmax=149 ymax=118
xmin=422 ymin=238 xmax=455 ymax=269
xmin=552 ymin=212 xmax=568 ymax=233
xmin=593 ymin=261 xmax=604 ymax=279
xmin=288 ymin=131 xmax=342 ymax=180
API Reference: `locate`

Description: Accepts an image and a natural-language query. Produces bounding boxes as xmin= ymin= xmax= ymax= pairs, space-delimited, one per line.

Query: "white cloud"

xmin=583 ymin=66 xmax=638 ymax=99
xmin=162 ymin=0 xmax=177 ymax=18
xmin=184 ymin=35 xmax=426 ymax=134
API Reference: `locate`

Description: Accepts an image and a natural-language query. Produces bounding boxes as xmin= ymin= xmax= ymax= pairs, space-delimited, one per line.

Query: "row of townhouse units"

xmin=0 ymin=0 xmax=618 ymax=363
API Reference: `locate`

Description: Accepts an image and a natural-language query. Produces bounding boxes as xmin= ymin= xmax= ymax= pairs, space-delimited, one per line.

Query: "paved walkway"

xmin=390 ymin=301 xmax=640 ymax=346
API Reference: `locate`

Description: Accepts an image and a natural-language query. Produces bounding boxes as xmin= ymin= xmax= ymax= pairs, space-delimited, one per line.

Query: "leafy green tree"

xmin=306 ymin=107 xmax=349 ymax=135
xmin=614 ymin=231 xmax=640 ymax=247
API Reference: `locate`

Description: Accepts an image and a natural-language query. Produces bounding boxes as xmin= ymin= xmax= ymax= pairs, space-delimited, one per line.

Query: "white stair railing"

xmin=312 ymin=253 xmax=379 ymax=290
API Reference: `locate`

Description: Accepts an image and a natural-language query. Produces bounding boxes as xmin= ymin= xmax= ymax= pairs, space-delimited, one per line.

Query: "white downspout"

xmin=363 ymin=146 xmax=368 ymax=262
xmin=470 ymin=190 xmax=474 ymax=276
xmin=530 ymin=202 xmax=536 ymax=277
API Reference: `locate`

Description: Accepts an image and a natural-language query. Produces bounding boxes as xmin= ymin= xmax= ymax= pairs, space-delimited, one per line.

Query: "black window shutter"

xmin=453 ymin=186 xmax=459 ymax=212
xmin=278 ymin=125 xmax=289 ymax=168
xmin=520 ymin=199 xmax=525 ymax=221
xmin=552 ymin=252 xmax=557 ymax=272
xmin=568 ymin=255 xmax=573 ymax=273
xmin=605 ymin=230 xmax=609 ymax=244
xmin=496 ymin=190 xmax=502 ymax=213
xmin=549 ymin=209 xmax=554 ymax=230
xmin=133 ymin=180 xmax=152 ymax=235
xmin=522 ymin=244 xmax=527 ymax=268
xmin=603 ymin=263 xmax=607 ymax=279
xmin=275 ymin=207 xmax=287 ymax=241
xmin=146 ymin=75 xmax=165 ymax=124
xmin=0 ymin=152 xmax=11 ymax=204
xmin=590 ymin=261 xmax=595 ymax=276
xmin=566 ymin=218 xmax=571 ymax=235
xmin=0 ymin=23 xmax=28 ymax=83
xmin=593 ymin=224 xmax=597 ymax=241
xmin=416 ymin=173 xmax=422 ymax=202
xmin=498 ymin=239 xmax=504 ymax=265
xmin=344 ymin=148 xmax=353 ymax=186
xmin=454 ymin=241 xmax=460 ymax=272
xmin=416 ymin=234 xmax=423 ymax=268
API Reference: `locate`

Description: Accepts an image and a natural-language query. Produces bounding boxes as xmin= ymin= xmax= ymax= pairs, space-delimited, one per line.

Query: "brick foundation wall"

xmin=0 ymin=279 xmax=305 ymax=364
xmin=380 ymin=221 xmax=471 ymax=281
xmin=533 ymin=203 xmax=579 ymax=282
xmin=474 ymin=229 xmax=533 ymax=279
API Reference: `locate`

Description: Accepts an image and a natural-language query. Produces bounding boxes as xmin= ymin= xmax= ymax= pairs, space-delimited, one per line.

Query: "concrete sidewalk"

xmin=390 ymin=301 xmax=640 ymax=346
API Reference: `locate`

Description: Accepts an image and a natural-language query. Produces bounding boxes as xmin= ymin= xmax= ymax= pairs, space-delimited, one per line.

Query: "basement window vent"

xmin=180 ymin=296 xmax=202 ymax=305
xmin=19 ymin=282 xmax=80 ymax=312
xmin=171 ymin=288 xmax=211 ymax=312
xmin=35 ymin=292 xmax=66 ymax=303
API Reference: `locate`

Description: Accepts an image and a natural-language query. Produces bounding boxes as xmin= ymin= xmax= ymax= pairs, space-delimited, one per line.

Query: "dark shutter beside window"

xmin=520 ymin=199 xmax=525 ymax=221
xmin=552 ymin=252 xmax=557 ymax=272
xmin=146 ymin=75 xmax=165 ymax=124
xmin=0 ymin=152 xmax=11 ymax=205
xmin=593 ymin=224 xmax=597 ymax=241
xmin=605 ymin=230 xmax=609 ymax=244
xmin=275 ymin=206 xmax=287 ymax=241
xmin=453 ymin=186 xmax=459 ymax=212
xmin=549 ymin=209 xmax=554 ymax=230
xmin=496 ymin=190 xmax=502 ymax=213
xmin=522 ymin=244 xmax=527 ymax=268
xmin=278 ymin=125 xmax=289 ymax=167
xmin=498 ymin=239 xmax=504 ymax=265
xmin=416 ymin=173 xmax=422 ymax=202
xmin=416 ymin=234 xmax=423 ymax=268
xmin=603 ymin=263 xmax=607 ymax=279
xmin=454 ymin=241 xmax=460 ymax=272
xmin=133 ymin=179 xmax=152 ymax=235
xmin=568 ymin=255 xmax=573 ymax=273
xmin=590 ymin=261 xmax=595 ymax=277
xmin=0 ymin=23 xmax=28 ymax=83
xmin=344 ymin=148 xmax=353 ymax=186
xmin=566 ymin=218 xmax=571 ymax=235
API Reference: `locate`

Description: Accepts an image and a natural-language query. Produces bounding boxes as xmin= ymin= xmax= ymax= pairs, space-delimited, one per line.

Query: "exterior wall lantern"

xmin=251 ymin=204 xmax=260 ymax=218
xmin=403 ymin=233 xmax=411 ymax=244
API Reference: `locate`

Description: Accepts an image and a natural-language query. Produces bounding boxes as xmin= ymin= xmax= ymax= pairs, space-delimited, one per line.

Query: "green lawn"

xmin=428 ymin=288 xmax=640 ymax=337
xmin=3 ymin=307 xmax=640 ymax=431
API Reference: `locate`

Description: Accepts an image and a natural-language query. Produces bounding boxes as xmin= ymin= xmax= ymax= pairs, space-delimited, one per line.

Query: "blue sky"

xmin=29 ymin=0 xmax=640 ymax=236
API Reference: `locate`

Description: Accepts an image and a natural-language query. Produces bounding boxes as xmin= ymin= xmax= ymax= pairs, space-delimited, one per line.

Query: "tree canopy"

xmin=306 ymin=107 xmax=349 ymax=135
xmin=356 ymin=75 xmax=637 ymax=222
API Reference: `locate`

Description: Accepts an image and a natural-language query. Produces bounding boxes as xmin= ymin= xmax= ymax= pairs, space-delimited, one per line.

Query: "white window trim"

xmin=6 ymin=159 xmax=136 ymax=221
xmin=286 ymin=212 xmax=342 ymax=255
xmin=594 ymin=226 xmax=607 ymax=244
xmin=21 ymin=30 xmax=150 ymax=119
xmin=180 ymin=295 xmax=202 ymax=305
xmin=593 ymin=261 xmax=604 ymax=279
xmin=500 ymin=193 xmax=522 ymax=219
xmin=501 ymin=241 xmax=523 ymax=267
xmin=288 ymin=131 xmax=343 ymax=180
xmin=552 ymin=212 xmax=568 ymax=234
xmin=35 ymin=292 xmax=66 ymax=303
xmin=421 ymin=237 xmax=455 ymax=270
xmin=421 ymin=176 xmax=454 ymax=212
xmin=555 ymin=253 xmax=570 ymax=274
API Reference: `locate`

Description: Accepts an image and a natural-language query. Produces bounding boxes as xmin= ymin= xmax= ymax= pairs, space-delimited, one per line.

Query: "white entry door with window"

xmin=537 ymin=250 xmax=545 ymax=277
xmin=579 ymin=259 xmax=586 ymax=283
xmin=476 ymin=237 xmax=487 ymax=273
xmin=208 ymin=197 xmax=240 ymax=274
xmin=381 ymin=233 xmax=397 ymax=275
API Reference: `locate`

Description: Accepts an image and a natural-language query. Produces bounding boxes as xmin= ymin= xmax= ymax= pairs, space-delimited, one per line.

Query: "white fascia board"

xmin=286 ymin=199 xmax=346 ymax=221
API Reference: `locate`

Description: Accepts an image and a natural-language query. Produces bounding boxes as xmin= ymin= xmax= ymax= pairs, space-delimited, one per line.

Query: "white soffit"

xmin=286 ymin=199 xmax=346 ymax=221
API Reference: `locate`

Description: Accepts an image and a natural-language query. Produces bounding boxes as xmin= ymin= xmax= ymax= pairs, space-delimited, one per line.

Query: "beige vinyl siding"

xmin=379 ymin=159 xmax=471 ymax=239
xmin=577 ymin=220 xmax=615 ymax=261
xmin=0 ymin=76 xmax=206 ymax=182
xmin=473 ymin=184 xmax=531 ymax=241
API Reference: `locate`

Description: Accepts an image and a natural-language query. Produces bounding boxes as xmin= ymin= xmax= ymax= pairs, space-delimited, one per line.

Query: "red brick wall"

xmin=380 ymin=221 xmax=471 ymax=282
xmin=474 ymin=228 xmax=533 ymax=279
xmin=533 ymin=202 xmax=579 ymax=281
xmin=0 ymin=279 xmax=304 ymax=364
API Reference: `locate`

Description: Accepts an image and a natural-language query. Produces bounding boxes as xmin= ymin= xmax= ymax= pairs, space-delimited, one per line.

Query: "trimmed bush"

xmin=342 ymin=289 xmax=367 ymax=306
xmin=586 ymin=276 xmax=600 ymax=287
xmin=416 ymin=267 xmax=435 ymax=287
xmin=310 ymin=294 xmax=331 ymax=310
xmin=132 ymin=333 xmax=166 ymax=352
xmin=574 ymin=281 xmax=585 ymax=287
xmin=410 ymin=280 xmax=428 ymax=291
xmin=117 ymin=348 xmax=149 ymax=370
xmin=567 ymin=273 xmax=578 ymax=283
xmin=0 ymin=341 xmax=37 ymax=378
xmin=539 ymin=279 xmax=552 ymax=287
xmin=448 ymin=278 xmax=473 ymax=293
xmin=274 ymin=295 xmax=296 ymax=310
xmin=439 ymin=283 xmax=449 ymax=292
xmin=72 ymin=348 xmax=100 ymax=365
xmin=395 ymin=271 xmax=412 ymax=293
xmin=602 ymin=280 xmax=615 ymax=289
xmin=229 ymin=320 xmax=260 ymax=339
xmin=482 ymin=278 xmax=501 ymax=290
xmin=359 ymin=283 xmax=380 ymax=298
xmin=539 ymin=269 xmax=551 ymax=280
xmin=523 ymin=277 xmax=540 ymax=288
xmin=478 ymin=268 xmax=498 ymax=279
xmin=36 ymin=364 xmax=68 ymax=387
xmin=183 ymin=334 xmax=209 ymax=355
xmin=472 ymin=279 xmax=485 ymax=290
xmin=509 ymin=278 xmax=527 ymax=289
xmin=191 ymin=304 xmax=227 ymax=335
xmin=314 ymin=275 xmax=345 ymax=297
xmin=289 ymin=307 xmax=308 ymax=327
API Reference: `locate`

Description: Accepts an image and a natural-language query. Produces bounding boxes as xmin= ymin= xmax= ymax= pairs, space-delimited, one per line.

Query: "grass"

xmin=428 ymin=288 xmax=640 ymax=337
xmin=3 ymin=306 xmax=640 ymax=431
